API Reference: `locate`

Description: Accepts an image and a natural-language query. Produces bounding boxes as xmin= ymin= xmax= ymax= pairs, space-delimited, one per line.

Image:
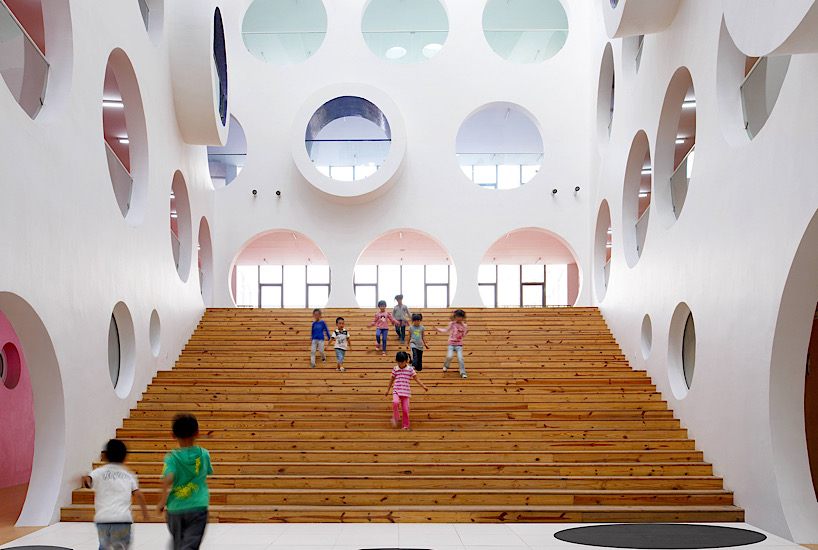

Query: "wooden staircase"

xmin=61 ymin=307 xmax=743 ymax=523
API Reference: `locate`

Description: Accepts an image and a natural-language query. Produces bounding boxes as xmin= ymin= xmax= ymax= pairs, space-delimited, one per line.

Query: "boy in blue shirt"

xmin=310 ymin=308 xmax=330 ymax=368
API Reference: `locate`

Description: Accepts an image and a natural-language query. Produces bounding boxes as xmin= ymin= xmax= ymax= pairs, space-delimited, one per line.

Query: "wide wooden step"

xmin=60 ymin=307 xmax=743 ymax=523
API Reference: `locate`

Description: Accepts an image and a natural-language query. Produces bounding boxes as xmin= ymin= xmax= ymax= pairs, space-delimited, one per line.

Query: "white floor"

xmin=0 ymin=522 xmax=804 ymax=550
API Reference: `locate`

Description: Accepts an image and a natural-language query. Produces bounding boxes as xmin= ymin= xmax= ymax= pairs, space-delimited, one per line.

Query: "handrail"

xmin=603 ymin=258 xmax=612 ymax=288
xmin=635 ymin=204 xmax=650 ymax=255
xmin=671 ymin=144 xmax=696 ymax=178
xmin=740 ymin=56 xmax=764 ymax=88
xmin=0 ymin=0 xmax=49 ymax=65
xmin=104 ymin=140 xmax=131 ymax=177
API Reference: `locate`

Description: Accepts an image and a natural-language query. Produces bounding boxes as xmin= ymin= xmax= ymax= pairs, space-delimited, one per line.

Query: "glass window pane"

xmin=521 ymin=165 xmax=539 ymax=183
xmin=355 ymin=165 xmax=378 ymax=180
xmin=401 ymin=265 xmax=424 ymax=308
xmin=521 ymin=265 xmax=544 ymax=283
xmin=426 ymin=285 xmax=448 ymax=308
xmin=497 ymin=264 xmax=521 ymax=307
xmin=479 ymin=284 xmax=496 ymax=308
xmin=259 ymin=265 xmax=283 ymax=284
xmin=479 ymin=264 xmax=497 ymax=284
xmin=522 ymin=284 xmax=544 ymax=307
xmin=378 ymin=265 xmax=401 ymax=306
xmin=497 ymin=165 xmax=520 ymax=189
xmin=355 ymin=285 xmax=377 ymax=308
xmin=545 ymin=264 xmax=568 ymax=306
xmin=260 ymin=286 xmax=282 ymax=308
xmin=460 ymin=165 xmax=473 ymax=180
xmin=307 ymin=285 xmax=329 ymax=308
xmin=331 ymin=166 xmax=354 ymax=181
xmin=473 ymin=165 xmax=496 ymax=185
xmin=282 ymin=265 xmax=306 ymax=308
xmin=425 ymin=265 xmax=449 ymax=284
xmin=355 ymin=265 xmax=377 ymax=284
xmin=307 ymin=264 xmax=330 ymax=284
xmin=236 ymin=265 xmax=259 ymax=307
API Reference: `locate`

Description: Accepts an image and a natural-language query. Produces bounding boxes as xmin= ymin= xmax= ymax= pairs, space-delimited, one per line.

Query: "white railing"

xmin=635 ymin=35 xmax=645 ymax=71
xmin=104 ymin=141 xmax=133 ymax=217
xmin=170 ymin=231 xmax=181 ymax=269
xmin=138 ymin=0 xmax=150 ymax=31
xmin=198 ymin=268 xmax=204 ymax=294
xmin=635 ymin=205 xmax=650 ymax=256
xmin=603 ymin=258 xmax=612 ymax=289
xmin=741 ymin=55 xmax=791 ymax=140
xmin=0 ymin=0 xmax=49 ymax=118
xmin=670 ymin=145 xmax=695 ymax=219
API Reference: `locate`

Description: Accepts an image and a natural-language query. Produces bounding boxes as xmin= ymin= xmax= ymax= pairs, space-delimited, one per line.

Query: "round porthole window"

xmin=0 ymin=342 xmax=21 ymax=389
xmin=242 ymin=0 xmax=327 ymax=65
xmin=482 ymin=0 xmax=568 ymax=64
xmin=641 ymin=314 xmax=652 ymax=359
xmin=362 ymin=0 xmax=449 ymax=64
xmin=108 ymin=302 xmax=136 ymax=398
xmin=668 ymin=302 xmax=696 ymax=398
xmin=149 ymin=309 xmax=161 ymax=358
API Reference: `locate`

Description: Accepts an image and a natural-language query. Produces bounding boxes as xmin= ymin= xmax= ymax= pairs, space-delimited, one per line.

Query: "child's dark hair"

xmin=104 ymin=439 xmax=127 ymax=463
xmin=395 ymin=294 xmax=403 ymax=300
xmin=396 ymin=351 xmax=409 ymax=363
xmin=312 ymin=308 xmax=322 ymax=314
xmin=172 ymin=414 xmax=199 ymax=439
xmin=335 ymin=317 xmax=344 ymax=323
xmin=412 ymin=313 xmax=422 ymax=321
xmin=378 ymin=300 xmax=387 ymax=307
xmin=452 ymin=309 xmax=466 ymax=320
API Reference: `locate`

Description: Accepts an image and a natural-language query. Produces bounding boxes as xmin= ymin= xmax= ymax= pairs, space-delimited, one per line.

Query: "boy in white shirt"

xmin=331 ymin=316 xmax=351 ymax=372
xmin=82 ymin=439 xmax=149 ymax=550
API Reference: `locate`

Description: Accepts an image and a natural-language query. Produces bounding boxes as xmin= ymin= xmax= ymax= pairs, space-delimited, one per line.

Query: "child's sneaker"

xmin=382 ymin=351 xmax=386 ymax=356
xmin=391 ymin=417 xmax=398 ymax=428
xmin=337 ymin=366 xmax=345 ymax=372
xmin=310 ymin=364 xmax=316 ymax=368
xmin=443 ymin=365 xmax=448 ymax=372
xmin=461 ymin=373 xmax=467 ymax=378
xmin=376 ymin=345 xmax=381 ymax=352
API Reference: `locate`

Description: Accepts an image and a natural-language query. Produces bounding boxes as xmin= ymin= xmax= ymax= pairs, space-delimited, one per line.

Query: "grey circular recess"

xmin=555 ymin=524 xmax=766 ymax=549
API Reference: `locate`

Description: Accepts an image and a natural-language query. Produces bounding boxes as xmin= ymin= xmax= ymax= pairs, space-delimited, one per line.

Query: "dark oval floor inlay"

xmin=554 ymin=524 xmax=767 ymax=549
xmin=3 ymin=547 xmax=74 ymax=550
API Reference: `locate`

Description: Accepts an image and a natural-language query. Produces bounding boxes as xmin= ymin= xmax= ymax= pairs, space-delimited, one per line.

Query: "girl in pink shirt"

xmin=436 ymin=309 xmax=469 ymax=378
xmin=385 ymin=351 xmax=429 ymax=429
xmin=368 ymin=300 xmax=399 ymax=355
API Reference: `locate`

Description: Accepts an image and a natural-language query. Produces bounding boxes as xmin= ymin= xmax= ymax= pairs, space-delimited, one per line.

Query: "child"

xmin=331 ymin=316 xmax=351 ymax=372
xmin=406 ymin=313 xmax=429 ymax=371
xmin=392 ymin=294 xmax=412 ymax=344
xmin=81 ymin=439 xmax=149 ymax=550
xmin=310 ymin=308 xmax=330 ymax=368
xmin=436 ymin=309 xmax=469 ymax=378
xmin=157 ymin=414 xmax=213 ymax=550
xmin=368 ymin=300 xmax=399 ymax=355
xmin=385 ymin=351 xmax=428 ymax=429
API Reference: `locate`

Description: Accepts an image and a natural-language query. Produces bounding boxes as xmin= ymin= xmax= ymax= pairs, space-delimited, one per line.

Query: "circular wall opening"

xmin=213 ymin=7 xmax=227 ymax=126
xmin=242 ymin=0 xmax=327 ymax=65
xmin=480 ymin=229 xmax=581 ymax=308
xmin=103 ymin=49 xmax=148 ymax=226
xmin=170 ymin=171 xmax=192 ymax=282
xmin=1 ymin=341 xmax=21 ymax=389
xmin=149 ymin=309 xmax=160 ymax=358
xmin=623 ymin=34 xmax=645 ymax=76
xmin=740 ymin=54 xmax=791 ymax=140
xmin=668 ymin=302 xmax=695 ymax=398
xmin=231 ymin=230 xmax=330 ymax=308
xmin=306 ymin=96 xmax=392 ymax=182
xmin=198 ymin=217 xmax=214 ymax=306
xmin=641 ymin=314 xmax=652 ymax=359
xmin=208 ymin=115 xmax=247 ymax=188
xmin=456 ymin=103 xmax=543 ymax=189
xmin=139 ymin=0 xmax=164 ymax=45
xmin=597 ymin=42 xmax=615 ymax=148
xmin=482 ymin=0 xmax=568 ymax=64
xmin=655 ymin=67 xmax=696 ymax=228
xmin=362 ymin=0 xmax=448 ymax=64
xmin=594 ymin=200 xmax=613 ymax=301
xmin=355 ymin=229 xmax=456 ymax=308
xmin=109 ymin=302 xmax=135 ymax=399
xmin=622 ymin=130 xmax=652 ymax=267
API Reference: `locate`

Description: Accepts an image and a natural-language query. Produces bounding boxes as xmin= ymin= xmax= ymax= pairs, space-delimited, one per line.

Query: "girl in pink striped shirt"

xmin=368 ymin=300 xmax=399 ymax=355
xmin=385 ymin=351 xmax=429 ymax=429
xmin=436 ymin=309 xmax=469 ymax=378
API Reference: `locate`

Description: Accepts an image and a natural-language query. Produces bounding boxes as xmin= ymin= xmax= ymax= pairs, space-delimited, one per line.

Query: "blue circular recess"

xmin=555 ymin=524 xmax=767 ymax=549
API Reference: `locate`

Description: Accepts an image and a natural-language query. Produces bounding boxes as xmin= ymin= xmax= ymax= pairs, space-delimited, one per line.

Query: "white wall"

xmin=592 ymin=0 xmax=818 ymax=542
xmin=0 ymin=1 xmax=212 ymax=524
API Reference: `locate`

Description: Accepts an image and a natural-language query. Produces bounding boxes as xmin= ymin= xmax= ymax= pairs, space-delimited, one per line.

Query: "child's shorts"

xmin=335 ymin=348 xmax=346 ymax=363
xmin=97 ymin=522 xmax=132 ymax=549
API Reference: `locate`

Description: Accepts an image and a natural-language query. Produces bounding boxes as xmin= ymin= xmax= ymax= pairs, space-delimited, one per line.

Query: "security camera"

xmin=574 ymin=186 xmax=581 ymax=192
xmin=252 ymin=189 xmax=257 ymax=196
xmin=276 ymin=190 xmax=281 ymax=197
xmin=551 ymin=188 xmax=558 ymax=195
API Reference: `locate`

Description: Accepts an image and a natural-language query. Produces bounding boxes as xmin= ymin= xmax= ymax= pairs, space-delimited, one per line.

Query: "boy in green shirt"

xmin=156 ymin=414 xmax=213 ymax=550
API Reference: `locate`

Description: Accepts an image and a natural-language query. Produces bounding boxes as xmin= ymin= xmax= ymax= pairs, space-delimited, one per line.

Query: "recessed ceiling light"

xmin=641 ymin=168 xmax=651 ymax=175
xmin=119 ymin=138 xmax=129 ymax=144
xmin=676 ymin=138 xmax=686 ymax=144
xmin=682 ymin=100 xmax=696 ymax=108
xmin=170 ymin=213 xmax=178 ymax=218
xmin=639 ymin=192 xmax=648 ymax=198
xmin=607 ymin=229 xmax=612 ymax=234
xmin=606 ymin=243 xmax=612 ymax=248
xmin=422 ymin=43 xmax=443 ymax=58
xmin=103 ymin=101 xmax=123 ymax=108
xmin=385 ymin=46 xmax=407 ymax=59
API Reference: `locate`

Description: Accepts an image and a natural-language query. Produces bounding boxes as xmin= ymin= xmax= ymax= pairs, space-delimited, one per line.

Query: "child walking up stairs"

xmin=62 ymin=307 xmax=743 ymax=523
